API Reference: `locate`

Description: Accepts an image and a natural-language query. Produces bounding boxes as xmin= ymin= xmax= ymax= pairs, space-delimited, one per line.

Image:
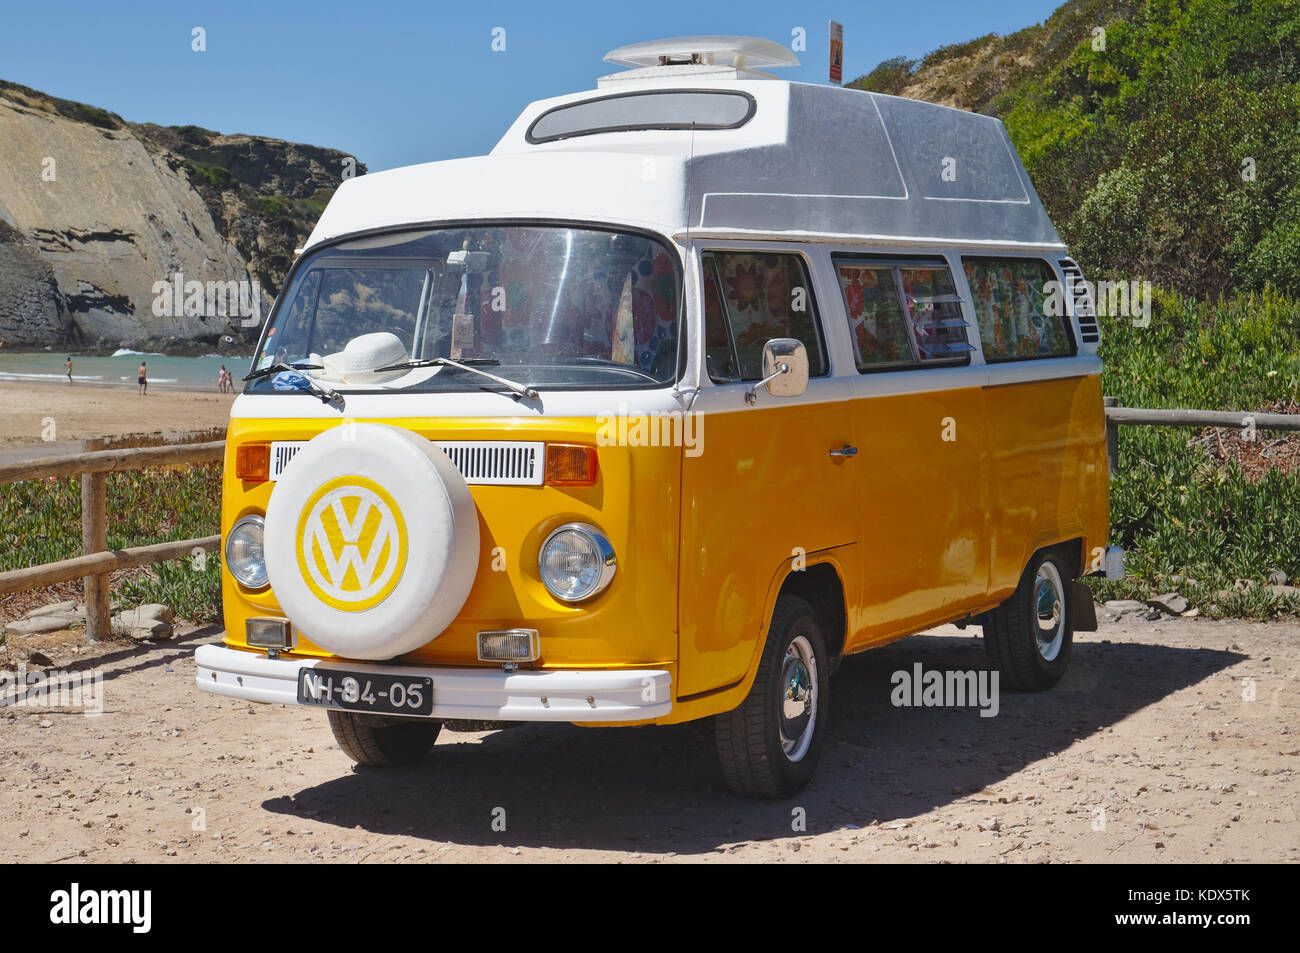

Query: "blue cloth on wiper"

xmin=271 ymin=371 xmax=314 ymax=391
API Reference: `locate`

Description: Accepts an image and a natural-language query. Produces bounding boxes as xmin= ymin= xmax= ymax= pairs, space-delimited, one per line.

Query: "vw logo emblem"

xmin=295 ymin=476 xmax=408 ymax=610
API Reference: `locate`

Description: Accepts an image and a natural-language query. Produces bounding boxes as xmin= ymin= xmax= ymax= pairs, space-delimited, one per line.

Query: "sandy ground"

xmin=1 ymin=614 xmax=1295 ymax=864
xmin=0 ymin=381 xmax=234 ymax=450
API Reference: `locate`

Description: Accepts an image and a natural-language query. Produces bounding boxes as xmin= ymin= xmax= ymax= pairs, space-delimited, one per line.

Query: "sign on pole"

xmin=829 ymin=20 xmax=844 ymax=84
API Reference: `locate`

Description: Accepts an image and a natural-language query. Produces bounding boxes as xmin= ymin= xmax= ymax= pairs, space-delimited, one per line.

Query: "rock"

xmin=1267 ymin=569 xmax=1288 ymax=587
xmin=113 ymin=616 xmax=174 ymax=642
xmin=0 ymin=83 xmax=364 ymax=350
xmin=1269 ymin=585 xmax=1300 ymax=599
xmin=26 ymin=650 xmax=55 ymax=666
xmin=112 ymin=604 xmax=175 ymax=635
xmin=1146 ymin=593 xmax=1189 ymax=615
xmin=26 ymin=600 xmax=79 ymax=617
xmin=1103 ymin=599 xmax=1146 ymax=612
xmin=128 ymin=603 xmax=174 ymax=624
xmin=3 ymin=615 xmax=76 ymax=636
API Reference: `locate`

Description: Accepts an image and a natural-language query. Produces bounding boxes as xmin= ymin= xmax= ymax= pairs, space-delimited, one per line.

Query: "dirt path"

xmin=2 ymin=614 xmax=1295 ymax=863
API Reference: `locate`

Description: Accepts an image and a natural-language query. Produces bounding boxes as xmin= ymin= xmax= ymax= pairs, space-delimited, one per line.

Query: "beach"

xmin=0 ymin=379 xmax=235 ymax=448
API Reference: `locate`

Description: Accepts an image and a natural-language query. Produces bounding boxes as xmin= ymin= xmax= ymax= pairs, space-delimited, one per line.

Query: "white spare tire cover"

xmin=263 ymin=424 xmax=479 ymax=660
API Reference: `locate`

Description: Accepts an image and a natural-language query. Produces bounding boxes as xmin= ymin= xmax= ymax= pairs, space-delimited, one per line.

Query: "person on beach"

xmin=66 ymin=356 xmax=72 ymax=382
xmin=138 ymin=361 xmax=148 ymax=396
xmin=218 ymin=365 xmax=227 ymax=393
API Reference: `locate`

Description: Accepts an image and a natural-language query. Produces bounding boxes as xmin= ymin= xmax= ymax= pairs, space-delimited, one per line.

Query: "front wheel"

xmin=327 ymin=710 xmax=442 ymax=767
xmin=714 ymin=595 xmax=831 ymax=798
xmin=983 ymin=552 xmax=1074 ymax=690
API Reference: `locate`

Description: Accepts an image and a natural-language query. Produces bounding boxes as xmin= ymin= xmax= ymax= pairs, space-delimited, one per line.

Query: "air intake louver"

xmin=1059 ymin=257 xmax=1100 ymax=344
xmin=437 ymin=441 xmax=544 ymax=486
xmin=269 ymin=440 xmax=544 ymax=485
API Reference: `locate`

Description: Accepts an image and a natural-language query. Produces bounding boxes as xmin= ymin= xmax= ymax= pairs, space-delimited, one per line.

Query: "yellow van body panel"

xmin=983 ymin=374 xmax=1111 ymax=592
xmin=677 ymin=397 xmax=856 ymax=697
xmin=844 ymin=384 xmax=992 ymax=651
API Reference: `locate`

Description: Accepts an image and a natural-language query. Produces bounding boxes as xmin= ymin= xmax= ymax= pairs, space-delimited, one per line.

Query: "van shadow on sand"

xmin=263 ymin=630 xmax=1243 ymax=853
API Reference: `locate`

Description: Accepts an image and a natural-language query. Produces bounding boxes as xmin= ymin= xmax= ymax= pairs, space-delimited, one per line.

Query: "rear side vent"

xmin=1059 ymin=257 xmax=1100 ymax=344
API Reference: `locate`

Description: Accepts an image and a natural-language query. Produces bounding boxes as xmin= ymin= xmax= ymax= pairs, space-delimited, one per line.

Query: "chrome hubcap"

xmin=779 ymin=635 xmax=818 ymax=762
xmin=1033 ymin=562 xmax=1065 ymax=662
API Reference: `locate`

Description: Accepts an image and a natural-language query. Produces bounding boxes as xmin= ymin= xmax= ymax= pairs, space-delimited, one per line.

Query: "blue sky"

xmin=1 ymin=0 xmax=1063 ymax=172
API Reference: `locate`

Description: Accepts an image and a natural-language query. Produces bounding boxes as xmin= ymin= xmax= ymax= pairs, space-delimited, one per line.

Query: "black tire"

xmin=714 ymin=595 xmax=831 ymax=798
xmin=327 ymin=711 xmax=442 ymax=767
xmin=983 ymin=551 xmax=1074 ymax=691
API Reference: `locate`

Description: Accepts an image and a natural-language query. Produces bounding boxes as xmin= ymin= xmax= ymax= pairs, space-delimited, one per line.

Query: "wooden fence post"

xmin=81 ymin=436 xmax=111 ymax=642
xmin=1103 ymin=396 xmax=1119 ymax=476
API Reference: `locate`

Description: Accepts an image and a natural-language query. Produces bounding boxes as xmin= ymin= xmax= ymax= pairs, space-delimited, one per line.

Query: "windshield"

xmin=249 ymin=224 xmax=681 ymax=393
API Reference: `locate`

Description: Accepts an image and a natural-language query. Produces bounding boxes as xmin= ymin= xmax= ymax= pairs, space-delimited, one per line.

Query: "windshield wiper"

xmin=244 ymin=362 xmax=343 ymax=408
xmin=375 ymin=357 xmax=539 ymax=401
xmin=243 ymin=361 xmax=322 ymax=382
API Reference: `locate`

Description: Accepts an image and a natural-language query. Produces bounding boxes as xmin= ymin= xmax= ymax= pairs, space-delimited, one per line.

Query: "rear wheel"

xmin=327 ymin=710 xmax=442 ymax=767
xmin=714 ymin=595 xmax=830 ymax=798
xmin=983 ymin=552 xmax=1074 ymax=690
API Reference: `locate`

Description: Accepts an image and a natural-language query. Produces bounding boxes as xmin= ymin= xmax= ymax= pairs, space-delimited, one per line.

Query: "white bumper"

xmin=194 ymin=643 xmax=673 ymax=722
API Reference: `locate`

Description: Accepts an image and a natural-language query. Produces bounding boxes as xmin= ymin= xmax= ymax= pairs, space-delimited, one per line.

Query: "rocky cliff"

xmin=0 ymin=80 xmax=365 ymax=352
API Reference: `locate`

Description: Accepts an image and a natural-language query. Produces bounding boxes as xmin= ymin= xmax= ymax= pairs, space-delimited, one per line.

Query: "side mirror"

xmin=746 ymin=337 xmax=809 ymax=404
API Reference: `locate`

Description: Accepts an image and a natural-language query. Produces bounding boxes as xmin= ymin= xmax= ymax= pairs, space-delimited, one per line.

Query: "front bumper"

xmin=194 ymin=643 xmax=673 ymax=722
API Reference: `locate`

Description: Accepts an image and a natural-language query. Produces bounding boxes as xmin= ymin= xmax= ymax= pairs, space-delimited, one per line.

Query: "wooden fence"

xmin=1102 ymin=397 xmax=1300 ymax=474
xmin=0 ymin=435 xmax=224 ymax=641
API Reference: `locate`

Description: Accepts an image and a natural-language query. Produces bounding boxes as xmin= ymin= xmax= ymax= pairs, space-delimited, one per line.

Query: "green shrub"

xmin=1 ymin=465 xmax=223 ymax=621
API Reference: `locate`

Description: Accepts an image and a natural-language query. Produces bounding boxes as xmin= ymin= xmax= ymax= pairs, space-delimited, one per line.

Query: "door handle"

xmin=829 ymin=445 xmax=858 ymax=458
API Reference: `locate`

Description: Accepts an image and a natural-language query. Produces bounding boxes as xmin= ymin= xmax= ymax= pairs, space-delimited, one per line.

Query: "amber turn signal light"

xmin=545 ymin=443 xmax=598 ymax=486
xmin=235 ymin=443 xmax=270 ymax=482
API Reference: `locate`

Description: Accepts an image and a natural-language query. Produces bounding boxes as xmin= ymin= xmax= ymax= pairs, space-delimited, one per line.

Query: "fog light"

xmin=477 ymin=629 xmax=539 ymax=662
xmin=246 ymin=618 xmax=293 ymax=651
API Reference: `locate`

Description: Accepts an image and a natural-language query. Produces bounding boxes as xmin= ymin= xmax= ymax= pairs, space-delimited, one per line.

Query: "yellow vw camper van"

xmin=197 ymin=36 xmax=1118 ymax=797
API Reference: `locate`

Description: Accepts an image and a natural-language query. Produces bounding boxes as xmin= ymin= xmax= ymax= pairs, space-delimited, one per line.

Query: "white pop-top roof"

xmin=305 ymin=36 xmax=1063 ymax=253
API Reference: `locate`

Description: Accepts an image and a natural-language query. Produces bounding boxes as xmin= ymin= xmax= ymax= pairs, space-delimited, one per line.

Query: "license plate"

xmin=297 ymin=668 xmax=434 ymax=716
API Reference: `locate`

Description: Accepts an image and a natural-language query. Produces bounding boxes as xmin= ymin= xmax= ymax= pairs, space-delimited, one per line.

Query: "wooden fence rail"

xmin=1102 ymin=397 xmax=1300 ymax=474
xmin=0 ymin=438 xmax=223 ymax=640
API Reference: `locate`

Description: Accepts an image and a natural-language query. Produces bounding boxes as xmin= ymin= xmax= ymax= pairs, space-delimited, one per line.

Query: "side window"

xmin=702 ymin=258 xmax=740 ymax=382
xmin=962 ymin=257 xmax=1075 ymax=361
xmin=701 ymin=252 xmax=828 ymax=382
xmin=898 ymin=267 xmax=969 ymax=361
xmin=834 ymin=256 xmax=972 ymax=371
xmin=836 ymin=264 xmax=912 ymax=368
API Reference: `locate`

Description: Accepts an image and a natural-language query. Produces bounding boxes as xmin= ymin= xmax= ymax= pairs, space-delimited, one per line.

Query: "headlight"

xmin=225 ymin=515 xmax=268 ymax=589
xmin=538 ymin=522 xmax=616 ymax=603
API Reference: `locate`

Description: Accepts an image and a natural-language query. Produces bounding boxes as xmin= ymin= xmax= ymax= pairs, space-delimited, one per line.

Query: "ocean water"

xmin=0 ymin=349 xmax=252 ymax=391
